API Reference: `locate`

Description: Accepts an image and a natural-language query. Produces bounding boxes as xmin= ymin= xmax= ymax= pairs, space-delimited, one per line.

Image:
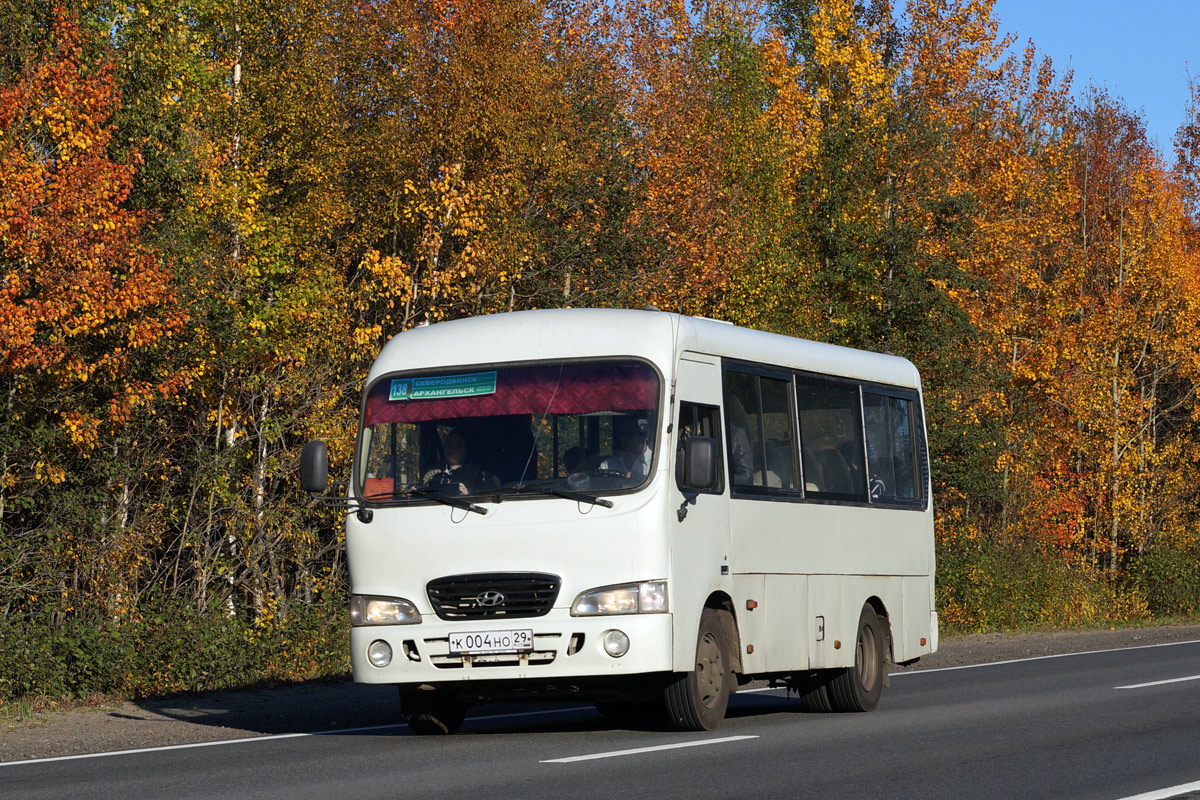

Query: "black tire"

xmin=663 ymin=608 xmax=732 ymax=731
xmin=399 ymin=688 xmax=467 ymax=735
xmin=788 ymin=672 xmax=834 ymax=712
xmin=828 ymin=605 xmax=885 ymax=712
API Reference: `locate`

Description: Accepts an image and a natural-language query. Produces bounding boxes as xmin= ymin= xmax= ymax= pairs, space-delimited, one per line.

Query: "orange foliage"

xmin=0 ymin=10 xmax=184 ymax=449
xmin=613 ymin=1 xmax=753 ymax=315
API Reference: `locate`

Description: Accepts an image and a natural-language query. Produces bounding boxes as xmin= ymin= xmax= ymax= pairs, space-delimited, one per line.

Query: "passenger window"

xmin=676 ymin=402 xmax=724 ymax=493
xmin=724 ymin=370 xmax=798 ymax=492
xmin=760 ymin=377 xmax=796 ymax=489
xmin=795 ymin=377 xmax=867 ymax=502
xmin=863 ymin=392 xmax=918 ymax=502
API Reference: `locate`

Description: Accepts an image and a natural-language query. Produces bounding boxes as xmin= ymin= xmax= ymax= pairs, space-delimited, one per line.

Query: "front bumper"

xmin=350 ymin=610 xmax=675 ymax=686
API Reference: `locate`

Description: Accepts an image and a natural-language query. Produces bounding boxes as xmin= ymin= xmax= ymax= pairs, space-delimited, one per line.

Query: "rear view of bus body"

xmin=303 ymin=309 xmax=937 ymax=733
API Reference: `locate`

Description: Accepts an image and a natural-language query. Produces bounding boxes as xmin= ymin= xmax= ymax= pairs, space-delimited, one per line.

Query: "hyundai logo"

xmin=474 ymin=590 xmax=506 ymax=607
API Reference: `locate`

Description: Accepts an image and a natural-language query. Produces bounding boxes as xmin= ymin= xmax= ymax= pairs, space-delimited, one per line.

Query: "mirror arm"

xmin=677 ymin=489 xmax=699 ymax=522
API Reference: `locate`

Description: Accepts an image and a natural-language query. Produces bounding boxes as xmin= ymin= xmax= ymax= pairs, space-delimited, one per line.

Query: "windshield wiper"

xmin=494 ymin=482 xmax=614 ymax=509
xmin=406 ymin=487 xmax=488 ymax=515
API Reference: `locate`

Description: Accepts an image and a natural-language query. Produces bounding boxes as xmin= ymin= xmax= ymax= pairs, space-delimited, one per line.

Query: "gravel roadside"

xmin=4 ymin=622 xmax=1200 ymax=764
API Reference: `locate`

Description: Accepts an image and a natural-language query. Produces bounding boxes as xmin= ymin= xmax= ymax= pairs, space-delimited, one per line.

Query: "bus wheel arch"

xmin=704 ymin=593 xmax=743 ymax=675
xmin=865 ymin=595 xmax=894 ymax=673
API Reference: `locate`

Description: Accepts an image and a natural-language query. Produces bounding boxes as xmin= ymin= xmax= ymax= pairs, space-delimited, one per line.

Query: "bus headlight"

xmin=350 ymin=595 xmax=421 ymax=626
xmin=570 ymin=581 xmax=668 ymax=616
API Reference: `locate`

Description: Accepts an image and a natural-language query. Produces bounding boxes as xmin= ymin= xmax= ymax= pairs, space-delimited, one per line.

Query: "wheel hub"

xmin=696 ymin=631 xmax=724 ymax=708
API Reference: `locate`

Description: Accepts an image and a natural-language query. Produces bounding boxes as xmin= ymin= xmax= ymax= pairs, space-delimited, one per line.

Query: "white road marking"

xmin=0 ymin=706 xmax=593 ymax=768
xmin=0 ymin=725 xmax=397 ymax=768
xmin=540 ymin=735 xmax=759 ymax=763
xmin=1115 ymin=674 xmax=1200 ymax=690
xmin=1114 ymin=778 xmax=1200 ymax=800
xmin=889 ymin=638 xmax=1200 ymax=676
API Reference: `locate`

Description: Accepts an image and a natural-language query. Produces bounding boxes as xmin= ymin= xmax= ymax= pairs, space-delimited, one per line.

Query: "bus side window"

xmin=676 ymin=402 xmax=724 ymax=493
xmin=724 ymin=372 xmax=763 ymax=487
xmin=760 ymin=376 xmax=796 ymax=489
xmin=863 ymin=392 xmax=918 ymax=502
xmin=795 ymin=377 xmax=868 ymax=502
xmin=724 ymin=370 xmax=798 ymax=493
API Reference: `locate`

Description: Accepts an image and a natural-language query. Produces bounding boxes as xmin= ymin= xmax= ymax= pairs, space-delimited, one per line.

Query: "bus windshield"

xmin=357 ymin=360 xmax=661 ymax=502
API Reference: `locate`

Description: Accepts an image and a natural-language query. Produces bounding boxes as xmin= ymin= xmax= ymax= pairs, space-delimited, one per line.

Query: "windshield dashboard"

xmin=356 ymin=359 xmax=661 ymax=506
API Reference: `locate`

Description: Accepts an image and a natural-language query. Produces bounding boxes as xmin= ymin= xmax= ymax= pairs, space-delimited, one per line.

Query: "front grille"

xmin=427 ymin=572 xmax=561 ymax=620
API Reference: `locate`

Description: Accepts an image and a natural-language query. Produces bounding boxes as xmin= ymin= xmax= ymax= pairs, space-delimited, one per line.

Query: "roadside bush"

xmin=1136 ymin=539 xmax=1200 ymax=616
xmin=0 ymin=596 xmax=350 ymax=706
xmin=937 ymin=533 xmax=1150 ymax=633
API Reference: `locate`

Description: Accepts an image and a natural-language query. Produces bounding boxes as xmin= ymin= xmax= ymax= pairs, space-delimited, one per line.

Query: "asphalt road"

xmin=4 ymin=640 xmax=1200 ymax=800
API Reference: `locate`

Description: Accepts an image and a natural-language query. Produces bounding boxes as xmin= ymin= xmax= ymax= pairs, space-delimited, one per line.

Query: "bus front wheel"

xmin=399 ymin=687 xmax=466 ymax=735
xmin=828 ymin=604 xmax=885 ymax=712
xmin=664 ymin=608 xmax=732 ymax=731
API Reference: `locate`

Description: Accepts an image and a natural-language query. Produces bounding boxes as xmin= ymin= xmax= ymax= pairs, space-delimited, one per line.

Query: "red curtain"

xmin=365 ymin=363 xmax=658 ymax=425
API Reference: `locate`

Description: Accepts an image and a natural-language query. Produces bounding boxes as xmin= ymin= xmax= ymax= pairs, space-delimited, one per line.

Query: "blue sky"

xmin=990 ymin=0 xmax=1198 ymax=155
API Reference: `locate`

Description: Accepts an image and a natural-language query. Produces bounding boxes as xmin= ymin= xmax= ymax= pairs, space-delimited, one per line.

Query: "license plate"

xmin=448 ymin=629 xmax=534 ymax=654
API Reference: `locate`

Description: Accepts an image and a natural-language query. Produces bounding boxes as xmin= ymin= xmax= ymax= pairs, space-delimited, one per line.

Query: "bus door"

xmin=669 ymin=354 xmax=732 ymax=665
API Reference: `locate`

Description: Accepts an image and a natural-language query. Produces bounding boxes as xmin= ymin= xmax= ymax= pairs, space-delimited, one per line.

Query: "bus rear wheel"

xmin=828 ymin=605 xmax=885 ymax=712
xmin=664 ymin=608 xmax=732 ymax=731
xmin=399 ymin=687 xmax=467 ymax=735
xmin=788 ymin=672 xmax=834 ymax=712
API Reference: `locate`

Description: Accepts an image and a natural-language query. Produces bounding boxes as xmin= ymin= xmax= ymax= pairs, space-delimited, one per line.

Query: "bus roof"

xmin=677 ymin=314 xmax=921 ymax=389
xmin=367 ymin=309 xmax=921 ymax=391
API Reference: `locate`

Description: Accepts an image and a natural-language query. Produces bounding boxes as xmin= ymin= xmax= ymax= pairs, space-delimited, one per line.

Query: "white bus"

xmin=302 ymin=309 xmax=937 ymax=733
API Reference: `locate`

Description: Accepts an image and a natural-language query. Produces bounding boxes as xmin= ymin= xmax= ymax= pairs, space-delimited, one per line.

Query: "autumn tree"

xmin=1176 ymin=76 xmax=1200 ymax=231
xmin=0 ymin=9 xmax=184 ymax=617
xmin=1053 ymin=91 xmax=1200 ymax=576
xmin=902 ymin=0 xmax=1077 ymax=550
xmin=87 ymin=0 xmax=648 ymax=620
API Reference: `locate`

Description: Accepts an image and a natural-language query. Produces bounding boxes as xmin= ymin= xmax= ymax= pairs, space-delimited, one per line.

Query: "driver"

xmin=420 ymin=429 xmax=498 ymax=495
xmin=601 ymin=416 xmax=653 ymax=482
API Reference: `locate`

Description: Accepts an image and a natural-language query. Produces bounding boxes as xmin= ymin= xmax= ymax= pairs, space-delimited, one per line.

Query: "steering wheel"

xmin=589 ymin=468 xmax=628 ymax=479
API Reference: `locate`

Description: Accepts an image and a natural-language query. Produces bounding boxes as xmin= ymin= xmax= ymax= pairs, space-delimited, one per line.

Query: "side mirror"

xmin=301 ymin=440 xmax=329 ymax=494
xmin=681 ymin=436 xmax=719 ymax=491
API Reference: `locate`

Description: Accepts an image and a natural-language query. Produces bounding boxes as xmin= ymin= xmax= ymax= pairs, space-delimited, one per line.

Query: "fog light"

xmin=602 ymin=629 xmax=630 ymax=658
xmin=368 ymin=639 xmax=393 ymax=668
